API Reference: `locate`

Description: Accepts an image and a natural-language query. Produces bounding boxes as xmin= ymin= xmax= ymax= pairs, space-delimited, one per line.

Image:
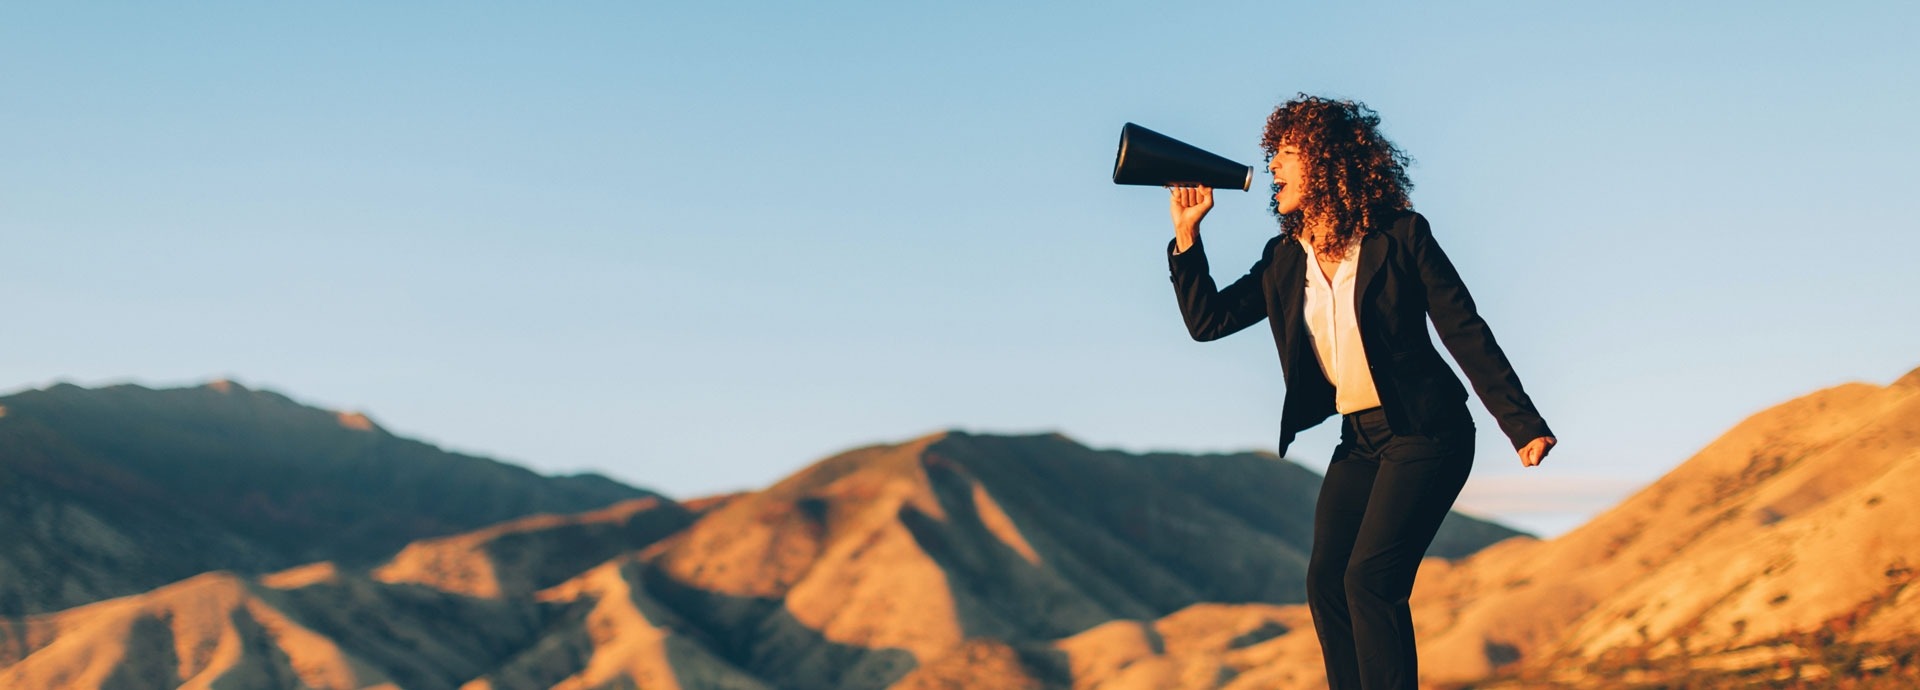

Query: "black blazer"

xmin=1168 ymin=210 xmax=1553 ymax=458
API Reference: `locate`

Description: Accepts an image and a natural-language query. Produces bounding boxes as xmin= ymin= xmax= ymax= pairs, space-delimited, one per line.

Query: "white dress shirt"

xmin=1299 ymin=235 xmax=1382 ymax=414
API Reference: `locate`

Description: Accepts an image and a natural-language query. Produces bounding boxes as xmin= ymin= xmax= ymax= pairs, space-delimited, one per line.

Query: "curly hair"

xmin=1260 ymin=94 xmax=1413 ymax=259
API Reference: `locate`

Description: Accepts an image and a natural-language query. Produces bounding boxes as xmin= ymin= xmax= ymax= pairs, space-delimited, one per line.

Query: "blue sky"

xmin=4 ymin=2 xmax=1916 ymax=537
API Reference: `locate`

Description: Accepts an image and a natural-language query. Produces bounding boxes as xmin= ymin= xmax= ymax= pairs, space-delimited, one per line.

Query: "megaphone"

xmin=1111 ymin=122 xmax=1254 ymax=191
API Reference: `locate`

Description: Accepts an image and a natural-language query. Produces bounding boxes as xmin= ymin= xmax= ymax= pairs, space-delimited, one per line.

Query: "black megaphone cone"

xmin=1111 ymin=122 xmax=1253 ymax=191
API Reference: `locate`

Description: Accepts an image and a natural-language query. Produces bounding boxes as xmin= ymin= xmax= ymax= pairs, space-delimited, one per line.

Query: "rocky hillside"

xmin=1174 ymin=364 xmax=1920 ymax=689
xmin=1406 ymin=364 xmax=1920 ymax=687
xmin=0 ymin=380 xmax=661 ymax=616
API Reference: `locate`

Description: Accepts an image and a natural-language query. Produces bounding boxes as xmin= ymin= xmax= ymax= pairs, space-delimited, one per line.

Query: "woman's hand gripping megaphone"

xmin=1168 ymin=184 xmax=1214 ymax=254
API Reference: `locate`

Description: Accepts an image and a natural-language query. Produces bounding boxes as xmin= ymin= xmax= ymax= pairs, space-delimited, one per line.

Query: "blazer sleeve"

xmin=1407 ymin=213 xmax=1555 ymax=449
xmin=1167 ymin=234 xmax=1275 ymax=342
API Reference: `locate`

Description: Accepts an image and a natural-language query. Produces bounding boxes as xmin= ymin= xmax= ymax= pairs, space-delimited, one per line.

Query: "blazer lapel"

xmin=1273 ymin=236 xmax=1304 ymax=324
xmin=1274 ymin=237 xmax=1309 ymax=379
xmin=1353 ymin=229 xmax=1388 ymax=307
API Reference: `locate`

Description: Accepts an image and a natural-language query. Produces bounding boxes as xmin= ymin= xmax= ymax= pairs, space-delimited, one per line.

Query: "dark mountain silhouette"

xmin=0 ymin=379 xmax=661 ymax=616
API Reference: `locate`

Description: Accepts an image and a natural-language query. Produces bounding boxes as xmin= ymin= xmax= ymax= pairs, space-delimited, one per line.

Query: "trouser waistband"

xmin=1341 ymin=405 xmax=1388 ymax=423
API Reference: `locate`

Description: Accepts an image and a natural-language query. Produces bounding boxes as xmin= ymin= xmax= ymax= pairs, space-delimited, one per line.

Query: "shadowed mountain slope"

xmin=0 ymin=485 xmax=722 ymax=690
xmin=370 ymin=495 xmax=698 ymax=600
xmin=0 ymin=380 xmax=661 ymax=616
xmin=0 ymin=568 xmax=562 ymax=690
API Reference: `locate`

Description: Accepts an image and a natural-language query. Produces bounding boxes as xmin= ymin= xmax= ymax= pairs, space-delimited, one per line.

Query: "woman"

xmin=1164 ymin=95 xmax=1556 ymax=690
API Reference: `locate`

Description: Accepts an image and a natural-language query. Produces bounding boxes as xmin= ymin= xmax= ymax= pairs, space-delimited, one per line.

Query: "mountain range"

xmin=3 ymin=367 xmax=1919 ymax=688
xmin=0 ymin=380 xmax=658 ymax=617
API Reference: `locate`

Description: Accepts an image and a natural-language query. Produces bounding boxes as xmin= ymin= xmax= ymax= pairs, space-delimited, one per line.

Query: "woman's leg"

xmin=1308 ymin=415 xmax=1381 ymax=690
xmin=1344 ymin=413 xmax=1475 ymax=690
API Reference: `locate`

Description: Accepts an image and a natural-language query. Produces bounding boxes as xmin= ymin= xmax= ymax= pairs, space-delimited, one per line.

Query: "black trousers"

xmin=1307 ymin=404 xmax=1475 ymax=690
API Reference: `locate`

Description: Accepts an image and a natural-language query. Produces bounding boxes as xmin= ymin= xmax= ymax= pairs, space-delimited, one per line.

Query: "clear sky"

xmin=5 ymin=2 xmax=1917 ymax=537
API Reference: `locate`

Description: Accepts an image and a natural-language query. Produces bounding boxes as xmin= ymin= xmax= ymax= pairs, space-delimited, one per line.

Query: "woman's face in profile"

xmin=1268 ymin=140 xmax=1307 ymax=215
